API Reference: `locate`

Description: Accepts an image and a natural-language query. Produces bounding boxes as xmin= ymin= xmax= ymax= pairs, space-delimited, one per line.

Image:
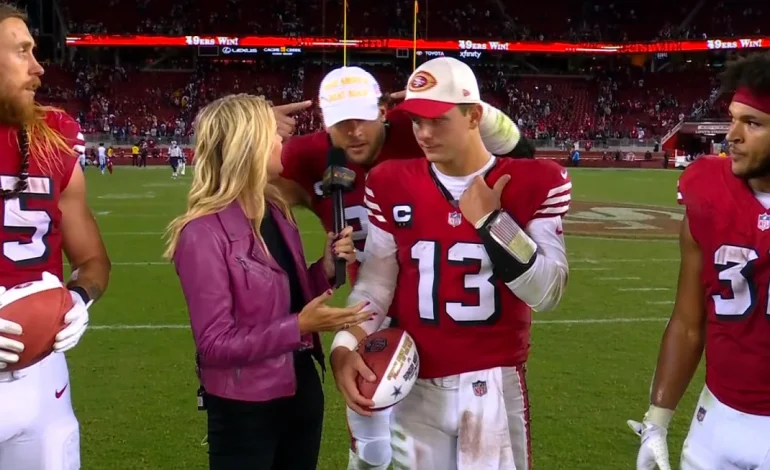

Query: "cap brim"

xmin=395 ymin=99 xmax=455 ymax=118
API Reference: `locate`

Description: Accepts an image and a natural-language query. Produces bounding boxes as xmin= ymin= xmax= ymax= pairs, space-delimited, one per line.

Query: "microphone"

xmin=322 ymin=147 xmax=356 ymax=288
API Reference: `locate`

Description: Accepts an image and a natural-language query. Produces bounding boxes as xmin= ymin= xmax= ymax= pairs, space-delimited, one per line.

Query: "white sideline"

xmin=88 ymin=317 xmax=669 ymax=331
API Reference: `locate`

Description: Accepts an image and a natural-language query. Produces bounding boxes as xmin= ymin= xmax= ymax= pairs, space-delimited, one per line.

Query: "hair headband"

xmin=733 ymin=87 xmax=770 ymax=115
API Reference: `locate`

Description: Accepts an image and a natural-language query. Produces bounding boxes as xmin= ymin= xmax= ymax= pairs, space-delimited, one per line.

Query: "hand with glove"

xmin=0 ymin=286 xmax=24 ymax=370
xmin=54 ymin=286 xmax=91 ymax=353
xmin=631 ymin=406 xmax=674 ymax=470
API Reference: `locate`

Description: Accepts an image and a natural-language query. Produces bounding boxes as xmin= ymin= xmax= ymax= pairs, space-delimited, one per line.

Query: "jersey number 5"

xmin=1 ymin=176 xmax=54 ymax=265
xmin=713 ymin=244 xmax=770 ymax=318
xmin=411 ymin=240 xmax=501 ymax=325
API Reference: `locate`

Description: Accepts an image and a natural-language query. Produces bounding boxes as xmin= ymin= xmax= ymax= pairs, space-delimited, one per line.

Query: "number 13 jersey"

xmin=0 ymin=111 xmax=83 ymax=288
xmin=679 ymin=156 xmax=770 ymax=416
xmin=364 ymin=156 xmax=571 ymax=378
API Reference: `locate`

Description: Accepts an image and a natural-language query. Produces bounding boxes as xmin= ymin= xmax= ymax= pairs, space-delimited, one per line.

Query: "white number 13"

xmin=411 ymin=240 xmax=500 ymax=324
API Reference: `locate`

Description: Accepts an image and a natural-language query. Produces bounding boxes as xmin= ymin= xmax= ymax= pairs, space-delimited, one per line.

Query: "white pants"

xmin=681 ymin=387 xmax=770 ymax=470
xmin=346 ymin=407 xmax=393 ymax=470
xmin=390 ymin=365 xmax=530 ymax=470
xmin=0 ymin=352 xmax=80 ymax=470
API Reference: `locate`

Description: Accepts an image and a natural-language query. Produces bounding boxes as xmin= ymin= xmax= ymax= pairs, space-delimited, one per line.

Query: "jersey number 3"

xmin=1 ymin=176 xmax=54 ymax=265
xmin=411 ymin=240 xmax=500 ymax=325
xmin=713 ymin=244 xmax=770 ymax=318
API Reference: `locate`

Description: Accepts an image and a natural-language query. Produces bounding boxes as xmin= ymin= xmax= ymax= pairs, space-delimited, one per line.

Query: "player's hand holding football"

xmin=330 ymin=347 xmax=376 ymax=416
xmin=323 ymin=226 xmax=357 ymax=279
xmin=54 ymin=283 xmax=91 ymax=353
xmin=459 ymin=174 xmax=511 ymax=226
xmin=634 ymin=419 xmax=672 ymax=470
xmin=272 ymin=100 xmax=312 ymax=139
xmin=297 ymin=289 xmax=370 ymax=334
xmin=0 ymin=286 xmax=24 ymax=369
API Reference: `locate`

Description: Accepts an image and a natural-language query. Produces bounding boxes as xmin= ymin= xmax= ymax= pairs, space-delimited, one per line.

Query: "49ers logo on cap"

xmin=408 ymin=71 xmax=438 ymax=92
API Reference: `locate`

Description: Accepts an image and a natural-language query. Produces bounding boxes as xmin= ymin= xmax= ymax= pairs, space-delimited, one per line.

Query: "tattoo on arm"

xmin=66 ymin=262 xmax=110 ymax=303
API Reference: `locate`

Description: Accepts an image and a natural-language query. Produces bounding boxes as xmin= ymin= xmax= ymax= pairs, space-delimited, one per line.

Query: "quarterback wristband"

xmin=331 ymin=330 xmax=359 ymax=351
xmin=644 ymin=405 xmax=674 ymax=429
xmin=477 ymin=210 xmax=537 ymax=283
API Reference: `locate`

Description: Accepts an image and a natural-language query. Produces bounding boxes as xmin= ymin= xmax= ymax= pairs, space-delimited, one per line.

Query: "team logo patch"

xmin=472 ymin=380 xmax=488 ymax=397
xmin=364 ymin=337 xmax=388 ymax=353
xmin=758 ymin=213 xmax=770 ymax=231
xmin=448 ymin=211 xmax=463 ymax=227
xmin=696 ymin=406 xmax=707 ymax=422
xmin=408 ymin=71 xmax=438 ymax=92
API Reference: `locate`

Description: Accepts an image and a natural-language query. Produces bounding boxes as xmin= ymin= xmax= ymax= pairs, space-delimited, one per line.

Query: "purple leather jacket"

xmin=173 ymin=200 xmax=331 ymax=402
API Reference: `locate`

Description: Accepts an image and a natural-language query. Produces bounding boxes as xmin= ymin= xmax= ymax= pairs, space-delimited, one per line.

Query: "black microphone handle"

xmin=331 ymin=188 xmax=347 ymax=288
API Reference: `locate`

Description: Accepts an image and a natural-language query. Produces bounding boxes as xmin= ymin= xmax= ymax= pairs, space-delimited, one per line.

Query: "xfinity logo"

xmin=459 ymin=51 xmax=482 ymax=59
xmin=221 ymin=47 xmax=259 ymax=55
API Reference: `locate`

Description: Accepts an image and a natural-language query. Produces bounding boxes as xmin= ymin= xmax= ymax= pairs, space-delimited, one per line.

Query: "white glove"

xmin=627 ymin=419 xmax=644 ymax=436
xmin=635 ymin=421 xmax=671 ymax=470
xmin=53 ymin=290 xmax=90 ymax=353
xmin=0 ymin=286 xmax=24 ymax=370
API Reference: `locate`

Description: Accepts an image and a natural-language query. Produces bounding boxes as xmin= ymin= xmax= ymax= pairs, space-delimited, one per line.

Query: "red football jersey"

xmin=280 ymin=111 xmax=421 ymax=281
xmin=365 ymin=157 xmax=571 ymax=378
xmin=0 ymin=111 xmax=82 ymax=288
xmin=678 ymin=156 xmax=770 ymax=415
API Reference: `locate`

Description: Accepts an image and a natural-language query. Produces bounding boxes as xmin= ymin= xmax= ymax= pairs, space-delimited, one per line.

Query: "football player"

xmin=329 ymin=57 xmax=570 ymax=470
xmin=278 ymin=66 xmax=527 ymax=470
xmin=169 ymin=140 xmax=183 ymax=179
xmin=629 ymin=52 xmax=770 ymax=470
xmin=0 ymin=6 xmax=111 ymax=469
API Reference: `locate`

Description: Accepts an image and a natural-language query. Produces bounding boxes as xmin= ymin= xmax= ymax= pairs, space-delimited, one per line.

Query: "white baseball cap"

xmin=318 ymin=66 xmax=382 ymax=127
xmin=397 ymin=57 xmax=481 ymax=118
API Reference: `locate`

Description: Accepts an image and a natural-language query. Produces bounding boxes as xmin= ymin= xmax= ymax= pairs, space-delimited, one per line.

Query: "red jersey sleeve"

xmin=530 ymin=160 xmax=571 ymax=220
xmin=362 ymin=163 xmax=396 ymax=234
xmin=45 ymin=110 xmax=83 ymax=191
xmin=280 ymin=133 xmax=327 ymax=193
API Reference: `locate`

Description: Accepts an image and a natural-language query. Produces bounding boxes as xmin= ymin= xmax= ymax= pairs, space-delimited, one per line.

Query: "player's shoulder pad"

xmin=367 ymin=157 xmax=419 ymax=186
xmin=43 ymin=108 xmax=84 ymax=144
xmin=282 ymin=131 xmax=328 ymax=162
xmin=678 ymin=155 xmax=727 ymax=203
xmin=497 ymin=157 xmax=570 ymax=187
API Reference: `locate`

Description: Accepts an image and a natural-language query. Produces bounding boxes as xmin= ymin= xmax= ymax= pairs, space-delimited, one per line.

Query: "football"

xmin=0 ymin=273 xmax=72 ymax=372
xmin=356 ymin=328 xmax=419 ymax=410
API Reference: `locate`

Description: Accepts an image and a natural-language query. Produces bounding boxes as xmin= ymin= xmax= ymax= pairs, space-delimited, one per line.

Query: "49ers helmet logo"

xmin=408 ymin=71 xmax=438 ymax=92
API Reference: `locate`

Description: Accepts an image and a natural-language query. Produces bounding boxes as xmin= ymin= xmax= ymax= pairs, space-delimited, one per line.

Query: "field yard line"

xmin=647 ymin=300 xmax=674 ymax=305
xmin=89 ymin=317 xmax=670 ymax=331
xmin=597 ymin=276 xmax=641 ymax=280
xmin=618 ymin=287 xmax=670 ymax=291
xmin=572 ymin=267 xmax=610 ymax=271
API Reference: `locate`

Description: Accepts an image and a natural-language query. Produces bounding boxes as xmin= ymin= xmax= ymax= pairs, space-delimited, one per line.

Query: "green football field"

xmin=70 ymin=165 xmax=699 ymax=469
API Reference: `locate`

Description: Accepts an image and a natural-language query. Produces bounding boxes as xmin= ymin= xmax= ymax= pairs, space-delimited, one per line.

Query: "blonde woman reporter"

xmin=164 ymin=94 xmax=369 ymax=470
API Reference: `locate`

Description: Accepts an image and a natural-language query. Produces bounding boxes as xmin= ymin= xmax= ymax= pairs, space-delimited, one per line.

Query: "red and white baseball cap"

xmin=319 ymin=66 xmax=383 ymax=127
xmin=397 ymin=57 xmax=481 ymax=118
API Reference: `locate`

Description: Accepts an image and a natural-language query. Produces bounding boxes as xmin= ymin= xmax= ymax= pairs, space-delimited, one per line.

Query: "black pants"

xmin=206 ymin=353 xmax=324 ymax=470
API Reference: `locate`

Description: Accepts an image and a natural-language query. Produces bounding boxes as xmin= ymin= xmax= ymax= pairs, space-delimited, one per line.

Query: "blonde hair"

xmin=163 ymin=94 xmax=291 ymax=259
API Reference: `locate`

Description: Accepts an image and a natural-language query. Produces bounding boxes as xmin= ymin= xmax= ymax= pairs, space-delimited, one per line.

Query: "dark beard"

xmin=0 ymin=93 xmax=36 ymax=127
